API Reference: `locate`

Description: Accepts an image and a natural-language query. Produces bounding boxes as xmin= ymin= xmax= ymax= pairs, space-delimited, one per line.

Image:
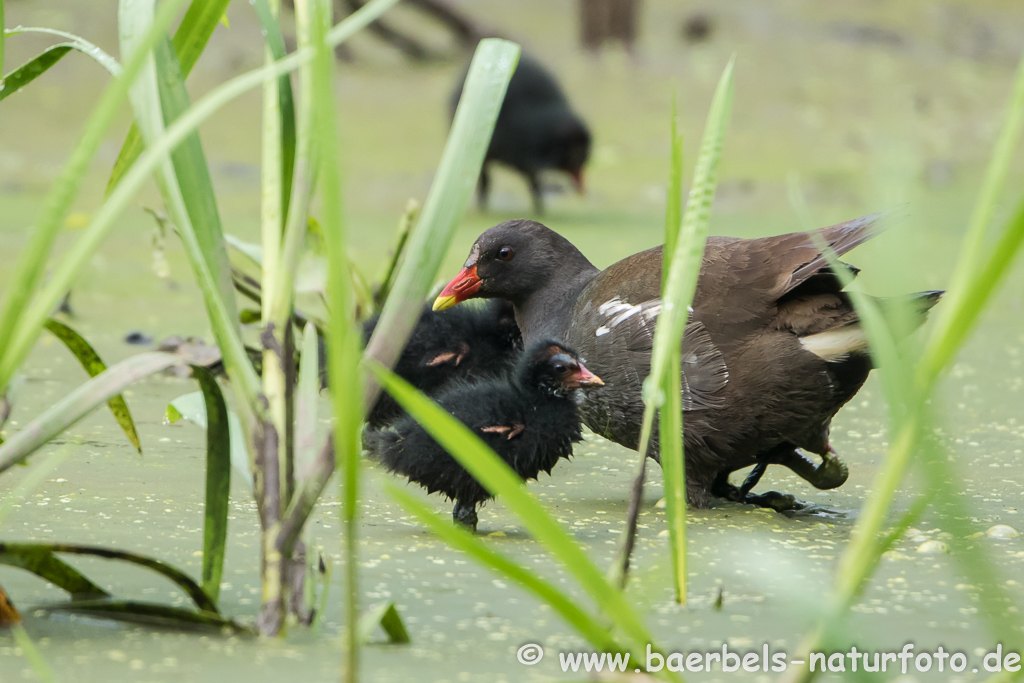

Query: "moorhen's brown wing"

xmin=558 ymin=214 xmax=885 ymax=505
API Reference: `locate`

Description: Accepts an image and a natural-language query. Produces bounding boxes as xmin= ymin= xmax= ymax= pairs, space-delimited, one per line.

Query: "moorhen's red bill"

xmin=364 ymin=341 xmax=603 ymax=532
xmin=433 ymin=215 xmax=942 ymax=509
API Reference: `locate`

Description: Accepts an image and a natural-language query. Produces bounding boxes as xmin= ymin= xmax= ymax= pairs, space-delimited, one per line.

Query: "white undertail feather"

xmin=799 ymin=325 xmax=868 ymax=361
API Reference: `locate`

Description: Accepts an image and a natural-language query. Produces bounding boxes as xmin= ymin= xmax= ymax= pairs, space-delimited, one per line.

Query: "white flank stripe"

xmin=799 ymin=326 xmax=868 ymax=360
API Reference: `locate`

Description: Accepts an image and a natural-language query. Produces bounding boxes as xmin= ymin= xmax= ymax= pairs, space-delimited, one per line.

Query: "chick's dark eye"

xmin=497 ymin=246 xmax=515 ymax=262
xmin=553 ymin=363 xmax=569 ymax=375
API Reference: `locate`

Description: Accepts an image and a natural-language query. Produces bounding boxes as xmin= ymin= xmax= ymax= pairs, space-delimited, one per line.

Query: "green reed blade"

xmin=105 ymin=0 xmax=234 ymax=194
xmin=0 ymin=0 xmax=190 ymax=388
xmin=191 ymin=366 xmax=231 ymax=606
xmin=44 ymin=319 xmax=142 ymax=453
xmin=361 ymin=38 xmax=519 ymax=408
xmin=0 ymin=353 xmax=184 ymax=474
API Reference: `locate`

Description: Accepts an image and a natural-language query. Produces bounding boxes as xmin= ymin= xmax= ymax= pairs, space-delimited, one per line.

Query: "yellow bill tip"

xmin=432 ymin=295 xmax=457 ymax=312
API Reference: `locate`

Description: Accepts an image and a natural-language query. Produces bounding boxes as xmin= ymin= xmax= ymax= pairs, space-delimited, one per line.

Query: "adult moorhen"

xmin=451 ymin=53 xmax=591 ymax=214
xmin=364 ymin=341 xmax=604 ymax=531
xmin=361 ymin=300 xmax=522 ymax=429
xmin=431 ymin=215 xmax=942 ymax=509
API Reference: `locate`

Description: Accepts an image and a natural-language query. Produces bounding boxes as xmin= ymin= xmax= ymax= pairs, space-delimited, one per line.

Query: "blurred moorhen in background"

xmin=451 ymin=52 xmax=591 ymax=214
xmin=432 ymin=214 xmax=942 ymax=510
xmin=364 ymin=341 xmax=603 ymax=531
xmin=361 ymin=299 xmax=521 ymax=429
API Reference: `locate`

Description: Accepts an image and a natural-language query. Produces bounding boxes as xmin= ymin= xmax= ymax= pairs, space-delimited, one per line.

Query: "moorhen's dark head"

xmin=433 ymin=220 xmax=591 ymax=311
xmin=552 ymin=116 xmax=591 ymax=193
xmin=516 ymin=341 xmax=603 ymax=397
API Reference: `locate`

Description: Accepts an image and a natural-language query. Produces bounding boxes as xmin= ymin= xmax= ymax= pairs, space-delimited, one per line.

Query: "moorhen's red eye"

xmin=497 ymin=246 xmax=515 ymax=262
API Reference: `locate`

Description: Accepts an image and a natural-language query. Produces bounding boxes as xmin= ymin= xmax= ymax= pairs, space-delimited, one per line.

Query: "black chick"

xmin=451 ymin=52 xmax=591 ymax=214
xmin=364 ymin=341 xmax=604 ymax=531
xmin=362 ymin=299 xmax=522 ymax=429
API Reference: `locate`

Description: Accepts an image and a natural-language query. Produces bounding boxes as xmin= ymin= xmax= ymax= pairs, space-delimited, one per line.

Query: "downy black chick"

xmin=364 ymin=341 xmax=603 ymax=531
xmin=362 ymin=299 xmax=522 ymax=429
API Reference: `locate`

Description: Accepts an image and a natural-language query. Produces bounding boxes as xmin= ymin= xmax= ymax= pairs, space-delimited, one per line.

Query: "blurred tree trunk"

xmin=341 ymin=0 xmax=486 ymax=61
xmin=579 ymin=0 xmax=641 ymax=52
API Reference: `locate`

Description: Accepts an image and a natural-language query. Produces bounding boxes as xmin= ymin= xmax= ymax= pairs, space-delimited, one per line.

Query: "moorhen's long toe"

xmin=433 ymin=215 xmax=942 ymax=509
xmin=364 ymin=341 xmax=604 ymax=531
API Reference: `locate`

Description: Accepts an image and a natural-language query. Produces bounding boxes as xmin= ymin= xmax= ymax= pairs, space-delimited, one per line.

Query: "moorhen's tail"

xmin=796 ymin=289 xmax=944 ymax=362
xmin=790 ymin=210 xmax=894 ymax=285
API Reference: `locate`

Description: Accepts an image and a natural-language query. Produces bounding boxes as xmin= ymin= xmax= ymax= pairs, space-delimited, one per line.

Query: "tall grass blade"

xmin=355 ymin=599 xmax=410 ymax=644
xmin=4 ymin=27 xmax=122 ymax=76
xmin=787 ymin=181 xmax=910 ymax=417
xmin=931 ymin=53 xmax=1024 ymax=339
xmin=167 ymin=390 xmax=253 ymax=487
xmin=0 ymin=546 xmax=108 ymax=600
xmin=191 ymin=366 xmax=231 ymax=605
xmin=261 ymin=0 xmax=314 ymax=516
xmin=918 ymin=197 xmax=1024 ymax=386
xmin=385 ymin=481 xmax=623 ymax=654
xmin=35 ymin=600 xmax=249 ymax=633
xmin=362 ymin=38 xmax=519 ymax=407
xmin=614 ymin=59 xmax=734 ymax=594
xmin=781 ymin=62 xmax=1024 ymax=678
xmin=0 ymin=352 xmax=185 ymax=474
xmin=0 ymin=43 xmax=112 ymax=103
xmin=373 ymin=199 xmax=419 ymax=312
xmin=44 ymin=319 xmax=142 ymax=453
xmin=662 ymin=92 xmax=683 ymax=282
xmin=0 ymin=0 xmax=395 ymax=392
xmin=106 ymin=0 xmax=234 ymax=193
xmin=657 ymin=90 xmax=687 ymax=604
xmin=0 ymin=0 xmax=190 ymax=386
xmin=307 ymin=0 xmax=363 ymax=673
xmin=10 ymin=625 xmax=54 ymax=683
xmin=295 ymin=323 xmax=321 ymax=481
xmin=254 ymin=0 xmax=297 ymax=229
xmin=151 ymin=36 xmax=240 ymax=338
xmin=119 ymin=1 xmax=256 ymax=408
xmin=0 ymin=542 xmax=219 ymax=613
xmin=368 ymin=363 xmax=660 ymax=654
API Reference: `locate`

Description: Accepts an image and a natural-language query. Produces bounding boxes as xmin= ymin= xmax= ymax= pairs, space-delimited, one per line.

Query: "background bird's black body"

xmin=361 ymin=299 xmax=522 ymax=429
xmin=451 ymin=53 xmax=591 ymax=214
xmin=364 ymin=343 xmax=590 ymax=530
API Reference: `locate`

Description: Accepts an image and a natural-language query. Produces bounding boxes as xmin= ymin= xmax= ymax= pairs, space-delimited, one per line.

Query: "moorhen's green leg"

xmin=452 ymin=499 xmax=479 ymax=533
xmin=774 ymin=445 xmax=849 ymax=490
xmin=739 ymin=461 xmax=769 ymax=496
xmin=735 ymin=443 xmax=792 ymax=497
xmin=712 ymin=467 xmax=807 ymax=512
xmin=713 ymin=444 xmax=811 ymax=512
